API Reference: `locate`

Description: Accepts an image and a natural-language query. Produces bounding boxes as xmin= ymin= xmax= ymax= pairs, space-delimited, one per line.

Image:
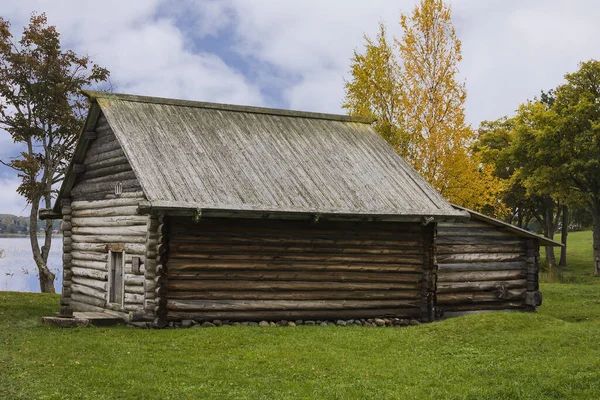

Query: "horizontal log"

xmin=167 ymin=308 xmax=421 ymax=322
xmin=82 ymin=170 xmax=137 ymax=185
xmin=72 ymin=225 xmax=148 ymax=236
xmin=437 ymin=221 xmax=491 ymax=229
xmin=71 ymin=215 xmax=148 ymax=227
xmin=71 ymin=198 xmax=142 ymax=210
xmin=125 ymin=293 xmax=144 ymax=304
xmin=105 ymin=191 xmax=145 ymax=199
xmin=71 ymin=259 xmax=107 ymax=271
xmin=85 ymin=154 xmax=129 ymax=171
xmin=71 ymin=267 xmax=107 ymax=280
xmin=70 ymin=294 xmax=107 ymax=309
xmin=85 ymin=137 xmax=122 ymax=156
xmin=437 ymin=270 xmax=527 ymax=283
xmin=173 ymin=217 xmax=423 ymax=232
xmin=85 ymin=148 xmax=126 ymax=165
xmin=437 ymin=253 xmax=525 ymax=263
xmin=437 ymin=261 xmax=527 ymax=272
xmin=167 ymin=299 xmax=420 ymax=312
xmin=167 ymin=290 xmax=421 ymax=301
xmin=439 ymin=302 xmax=526 ymax=312
xmin=172 ymin=234 xmax=422 ymax=249
xmin=71 ymin=234 xmax=147 ymax=244
xmin=170 ymin=242 xmax=422 ymax=256
xmin=71 ymin=206 xmax=140 ymax=218
xmin=437 ymin=227 xmax=515 ymax=238
xmin=71 ymin=283 xmax=106 ymax=300
xmin=167 ymin=269 xmax=422 ymax=283
xmin=170 ymin=252 xmax=423 ymax=264
xmin=71 ymin=242 xmax=147 ymax=255
xmin=437 ymin=244 xmax=525 ymax=254
xmin=437 ymin=289 xmax=527 ymax=305
xmin=81 ymin=163 xmax=133 ymax=181
xmin=168 ymin=280 xmax=418 ymax=292
xmin=125 ymin=285 xmax=145 ymax=294
xmin=123 ymin=304 xmax=144 ymax=312
xmin=71 ymin=276 xmax=108 ymax=291
xmin=71 ymin=179 xmax=142 ymax=198
xmin=167 ymin=259 xmax=422 ymax=273
xmin=125 ymin=275 xmax=144 ymax=285
xmin=71 ymin=251 xmax=108 ymax=262
xmin=436 ymin=236 xmax=524 ymax=246
xmin=436 ymin=279 xmax=527 ymax=293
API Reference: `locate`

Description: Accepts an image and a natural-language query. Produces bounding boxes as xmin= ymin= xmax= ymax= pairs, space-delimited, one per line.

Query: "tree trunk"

xmin=517 ymin=207 xmax=523 ymax=229
xmin=543 ymin=201 xmax=557 ymax=268
xmin=559 ymin=205 xmax=568 ymax=268
xmin=593 ymin=198 xmax=600 ymax=277
xmin=29 ymin=195 xmax=55 ymax=293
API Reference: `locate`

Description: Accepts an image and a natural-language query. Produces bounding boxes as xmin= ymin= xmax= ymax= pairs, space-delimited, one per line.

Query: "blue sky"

xmin=1 ymin=0 xmax=600 ymax=215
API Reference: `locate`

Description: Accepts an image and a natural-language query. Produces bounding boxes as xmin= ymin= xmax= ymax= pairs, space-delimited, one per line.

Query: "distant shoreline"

xmin=0 ymin=234 xmax=61 ymax=238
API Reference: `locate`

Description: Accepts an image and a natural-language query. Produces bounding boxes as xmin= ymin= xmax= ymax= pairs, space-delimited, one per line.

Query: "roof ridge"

xmin=83 ymin=90 xmax=376 ymax=124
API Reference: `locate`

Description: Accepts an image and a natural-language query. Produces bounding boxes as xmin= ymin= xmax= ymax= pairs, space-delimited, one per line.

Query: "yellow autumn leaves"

xmin=344 ymin=0 xmax=502 ymax=211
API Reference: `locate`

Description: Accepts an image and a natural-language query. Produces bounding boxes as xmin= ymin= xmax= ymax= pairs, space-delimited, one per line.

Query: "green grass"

xmin=1 ymin=232 xmax=600 ymax=399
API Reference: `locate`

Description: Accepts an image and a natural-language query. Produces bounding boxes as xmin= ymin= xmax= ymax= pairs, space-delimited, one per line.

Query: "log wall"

xmin=64 ymin=114 xmax=148 ymax=315
xmin=436 ymin=220 xmax=542 ymax=314
xmin=165 ymin=217 xmax=431 ymax=322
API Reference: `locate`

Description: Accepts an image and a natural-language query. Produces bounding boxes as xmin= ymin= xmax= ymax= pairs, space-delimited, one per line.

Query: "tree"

xmin=475 ymin=103 xmax=569 ymax=268
xmin=343 ymin=0 xmax=501 ymax=210
xmin=344 ymin=24 xmax=407 ymax=153
xmin=551 ymin=60 xmax=600 ymax=276
xmin=0 ymin=14 xmax=109 ymax=292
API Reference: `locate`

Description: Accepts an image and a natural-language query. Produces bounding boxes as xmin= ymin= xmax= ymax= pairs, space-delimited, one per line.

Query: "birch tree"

xmin=0 ymin=14 xmax=109 ymax=292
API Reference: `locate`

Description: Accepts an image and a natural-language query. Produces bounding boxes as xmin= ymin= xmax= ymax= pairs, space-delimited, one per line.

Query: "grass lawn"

xmin=1 ymin=232 xmax=600 ymax=399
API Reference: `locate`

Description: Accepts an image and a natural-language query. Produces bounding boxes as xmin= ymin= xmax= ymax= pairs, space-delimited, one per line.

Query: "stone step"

xmin=42 ymin=312 xmax=124 ymax=328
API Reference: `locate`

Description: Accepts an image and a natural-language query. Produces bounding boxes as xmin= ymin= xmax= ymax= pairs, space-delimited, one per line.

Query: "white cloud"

xmin=0 ymin=176 xmax=29 ymax=216
xmin=2 ymin=0 xmax=600 ymax=216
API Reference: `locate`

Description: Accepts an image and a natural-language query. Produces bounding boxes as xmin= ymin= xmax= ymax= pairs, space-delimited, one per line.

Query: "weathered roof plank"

xmin=67 ymin=92 xmax=466 ymax=218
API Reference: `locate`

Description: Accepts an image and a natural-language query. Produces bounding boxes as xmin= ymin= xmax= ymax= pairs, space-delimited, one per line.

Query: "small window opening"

xmin=109 ymin=251 xmax=124 ymax=304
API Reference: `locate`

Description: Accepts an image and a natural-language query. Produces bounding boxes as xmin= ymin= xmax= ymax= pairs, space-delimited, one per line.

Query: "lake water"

xmin=0 ymin=237 xmax=63 ymax=293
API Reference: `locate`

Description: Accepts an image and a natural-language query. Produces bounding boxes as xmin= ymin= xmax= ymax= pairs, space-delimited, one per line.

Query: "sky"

xmin=1 ymin=0 xmax=599 ymax=216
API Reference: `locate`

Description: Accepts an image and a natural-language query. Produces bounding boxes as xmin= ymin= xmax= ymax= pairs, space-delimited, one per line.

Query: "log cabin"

xmin=40 ymin=91 xmax=555 ymax=327
xmin=436 ymin=205 xmax=560 ymax=317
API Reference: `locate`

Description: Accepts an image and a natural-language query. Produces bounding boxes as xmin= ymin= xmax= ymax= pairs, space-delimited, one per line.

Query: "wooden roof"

xmin=53 ymin=91 xmax=467 ymax=220
xmin=452 ymin=204 xmax=562 ymax=247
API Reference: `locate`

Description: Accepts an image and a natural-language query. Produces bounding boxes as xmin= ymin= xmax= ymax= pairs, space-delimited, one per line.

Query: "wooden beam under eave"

xmin=39 ymin=208 xmax=62 ymax=220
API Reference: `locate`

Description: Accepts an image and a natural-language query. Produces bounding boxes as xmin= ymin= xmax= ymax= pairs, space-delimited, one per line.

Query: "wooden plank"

xmin=167 ymin=290 xmax=421 ymax=301
xmin=71 ymin=259 xmax=107 ymax=271
xmin=167 ymin=259 xmax=422 ymax=273
xmin=72 ymin=225 xmax=148 ymax=236
xmin=437 ymin=253 xmax=525 ymax=263
xmin=436 ymin=279 xmax=527 ymax=293
xmin=437 ymin=261 xmax=527 ymax=272
xmin=71 ymin=283 xmax=106 ymax=300
xmin=167 ymin=308 xmax=421 ymax=322
xmin=72 ymin=276 xmax=108 ymax=291
xmin=437 ymin=270 xmax=527 ymax=283
xmin=168 ymin=279 xmax=418 ymax=292
xmin=71 ymin=267 xmax=108 ymax=281
xmin=71 ymin=206 xmax=140 ymax=217
xmin=71 ymin=234 xmax=147 ymax=244
xmin=437 ymin=244 xmax=525 ymax=254
xmin=166 ymin=269 xmax=422 ymax=283
xmin=72 ymin=216 xmax=148 ymax=227
xmin=167 ymin=299 xmax=419 ymax=311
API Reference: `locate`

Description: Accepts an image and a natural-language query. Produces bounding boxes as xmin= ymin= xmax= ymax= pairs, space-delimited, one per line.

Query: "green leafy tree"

xmin=551 ymin=60 xmax=600 ymax=276
xmin=475 ymin=102 xmax=570 ymax=268
xmin=0 ymin=14 xmax=109 ymax=292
